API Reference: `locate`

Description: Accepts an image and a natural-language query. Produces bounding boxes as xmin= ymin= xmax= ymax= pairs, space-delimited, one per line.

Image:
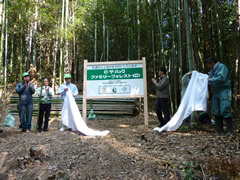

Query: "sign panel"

xmin=82 ymin=58 xmax=148 ymax=125
xmin=86 ymin=63 xmax=144 ymax=97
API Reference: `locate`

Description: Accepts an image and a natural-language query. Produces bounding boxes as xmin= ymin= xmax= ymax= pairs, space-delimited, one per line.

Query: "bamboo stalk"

xmin=3 ymin=0 xmax=8 ymax=108
xmin=184 ymin=0 xmax=194 ymax=71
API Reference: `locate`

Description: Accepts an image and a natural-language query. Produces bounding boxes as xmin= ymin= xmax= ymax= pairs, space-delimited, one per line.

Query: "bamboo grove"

xmin=0 ymin=0 xmax=239 ymax=113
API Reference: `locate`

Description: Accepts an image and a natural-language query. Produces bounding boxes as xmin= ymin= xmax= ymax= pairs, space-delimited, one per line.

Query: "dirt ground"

xmin=0 ymin=113 xmax=240 ymax=180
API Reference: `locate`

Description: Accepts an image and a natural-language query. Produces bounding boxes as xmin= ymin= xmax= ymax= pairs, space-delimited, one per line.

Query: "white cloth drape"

xmin=154 ymin=71 xmax=209 ymax=132
xmin=61 ymin=91 xmax=110 ymax=136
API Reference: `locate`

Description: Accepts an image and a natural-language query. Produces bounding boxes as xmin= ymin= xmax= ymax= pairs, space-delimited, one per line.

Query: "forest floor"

xmin=0 ymin=112 xmax=240 ymax=180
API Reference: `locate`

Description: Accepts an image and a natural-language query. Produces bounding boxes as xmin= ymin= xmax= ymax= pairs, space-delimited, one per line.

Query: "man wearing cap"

xmin=16 ymin=72 xmax=35 ymax=132
xmin=152 ymin=67 xmax=170 ymax=128
xmin=58 ymin=74 xmax=78 ymax=131
xmin=205 ymin=57 xmax=233 ymax=134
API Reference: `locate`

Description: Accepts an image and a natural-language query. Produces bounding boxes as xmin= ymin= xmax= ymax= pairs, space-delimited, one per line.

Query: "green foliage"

xmin=178 ymin=125 xmax=189 ymax=132
xmin=182 ymin=162 xmax=197 ymax=180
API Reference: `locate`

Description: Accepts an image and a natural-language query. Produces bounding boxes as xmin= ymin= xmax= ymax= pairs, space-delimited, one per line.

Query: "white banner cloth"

xmin=62 ymin=90 xmax=110 ymax=136
xmin=154 ymin=71 xmax=209 ymax=132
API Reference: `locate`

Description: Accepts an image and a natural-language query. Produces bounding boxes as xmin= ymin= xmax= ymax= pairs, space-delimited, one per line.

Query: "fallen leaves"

xmin=0 ymin=116 xmax=239 ymax=179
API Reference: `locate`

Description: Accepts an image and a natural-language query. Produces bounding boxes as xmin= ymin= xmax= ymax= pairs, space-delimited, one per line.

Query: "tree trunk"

xmin=32 ymin=0 xmax=38 ymax=67
xmin=59 ymin=0 xmax=65 ymax=85
xmin=0 ymin=0 xmax=5 ymax=83
xmin=177 ymin=0 xmax=182 ymax=78
xmin=10 ymin=33 xmax=14 ymax=74
xmin=0 ymin=0 xmax=3 ymax=33
xmin=94 ymin=0 xmax=97 ymax=62
xmin=64 ymin=0 xmax=69 ymax=73
xmin=106 ymin=26 xmax=109 ymax=61
xmin=156 ymin=1 xmax=166 ymax=66
xmin=184 ymin=0 xmax=194 ymax=71
xmin=53 ymin=13 xmax=60 ymax=93
xmin=28 ymin=23 xmax=33 ymax=67
xmin=19 ymin=15 xmax=23 ymax=78
xmin=238 ymin=0 xmax=240 ymax=94
xmin=202 ymin=0 xmax=213 ymax=59
xmin=127 ymin=0 xmax=131 ymax=60
xmin=137 ymin=0 xmax=140 ymax=59
xmin=3 ymin=0 xmax=8 ymax=107
xmin=214 ymin=0 xmax=223 ymax=60
xmin=72 ymin=0 xmax=77 ymax=82
xmin=102 ymin=0 xmax=105 ymax=61
xmin=152 ymin=28 xmax=156 ymax=78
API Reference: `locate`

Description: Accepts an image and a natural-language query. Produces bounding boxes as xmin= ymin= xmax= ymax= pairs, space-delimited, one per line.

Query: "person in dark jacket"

xmin=205 ymin=57 xmax=233 ymax=134
xmin=152 ymin=67 xmax=170 ymax=127
xmin=16 ymin=72 xmax=35 ymax=132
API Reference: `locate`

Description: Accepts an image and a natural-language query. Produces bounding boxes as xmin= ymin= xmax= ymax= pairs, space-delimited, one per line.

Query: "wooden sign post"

xmin=83 ymin=58 xmax=149 ymax=125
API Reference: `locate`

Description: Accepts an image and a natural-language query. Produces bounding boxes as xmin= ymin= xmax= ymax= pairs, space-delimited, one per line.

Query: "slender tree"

xmin=156 ymin=1 xmax=166 ymax=66
xmin=94 ymin=0 xmax=97 ymax=62
xmin=184 ymin=0 xmax=194 ymax=70
xmin=202 ymin=0 xmax=213 ymax=58
xmin=32 ymin=0 xmax=38 ymax=67
xmin=238 ymin=0 xmax=240 ymax=94
xmin=177 ymin=0 xmax=182 ymax=78
xmin=214 ymin=0 xmax=223 ymax=60
xmin=59 ymin=0 xmax=65 ymax=84
xmin=0 ymin=0 xmax=5 ymax=83
xmin=64 ymin=0 xmax=69 ymax=73
xmin=102 ymin=0 xmax=105 ymax=61
xmin=127 ymin=0 xmax=131 ymax=60
xmin=3 ymin=0 xmax=8 ymax=107
xmin=137 ymin=0 xmax=140 ymax=59
xmin=53 ymin=9 xmax=60 ymax=92
xmin=152 ymin=28 xmax=156 ymax=77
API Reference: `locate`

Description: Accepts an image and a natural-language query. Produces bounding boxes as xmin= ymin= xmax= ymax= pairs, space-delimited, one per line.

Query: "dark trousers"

xmin=156 ymin=98 xmax=170 ymax=126
xmin=19 ymin=104 xmax=33 ymax=130
xmin=38 ymin=103 xmax=51 ymax=131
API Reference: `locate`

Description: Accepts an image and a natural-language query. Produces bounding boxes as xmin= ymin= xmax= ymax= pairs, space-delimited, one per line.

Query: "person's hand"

xmin=152 ymin=78 xmax=157 ymax=84
xmin=64 ymin=88 xmax=68 ymax=92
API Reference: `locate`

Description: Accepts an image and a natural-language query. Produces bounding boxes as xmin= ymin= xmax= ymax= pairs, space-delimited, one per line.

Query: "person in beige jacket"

xmin=152 ymin=67 xmax=170 ymax=128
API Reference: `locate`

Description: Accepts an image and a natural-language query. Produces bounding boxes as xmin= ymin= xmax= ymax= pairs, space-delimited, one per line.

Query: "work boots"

xmin=215 ymin=117 xmax=224 ymax=134
xmin=225 ymin=117 xmax=233 ymax=134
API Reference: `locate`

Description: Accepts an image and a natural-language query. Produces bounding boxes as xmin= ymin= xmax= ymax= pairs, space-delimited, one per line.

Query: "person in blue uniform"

xmin=16 ymin=72 xmax=35 ymax=132
xmin=205 ymin=57 xmax=233 ymax=134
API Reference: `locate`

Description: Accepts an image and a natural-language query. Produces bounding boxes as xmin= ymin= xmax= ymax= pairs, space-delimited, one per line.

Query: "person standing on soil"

xmin=58 ymin=74 xmax=78 ymax=131
xmin=205 ymin=57 xmax=233 ymax=134
xmin=37 ymin=78 xmax=54 ymax=132
xmin=16 ymin=72 xmax=35 ymax=132
xmin=152 ymin=67 xmax=170 ymax=128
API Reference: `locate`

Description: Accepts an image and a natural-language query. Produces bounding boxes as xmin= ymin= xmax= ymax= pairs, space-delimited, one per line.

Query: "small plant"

xmin=179 ymin=125 xmax=189 ymax=132
xmin=182 ymin=162 xmax=197 ymax=180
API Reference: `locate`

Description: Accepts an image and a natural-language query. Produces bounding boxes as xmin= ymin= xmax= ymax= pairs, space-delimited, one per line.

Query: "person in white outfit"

xmin=58 ymin=74 xmax=78 ymax=131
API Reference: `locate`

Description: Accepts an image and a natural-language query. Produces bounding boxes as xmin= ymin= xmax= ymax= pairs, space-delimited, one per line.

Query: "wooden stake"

xmin=142 ymin=57 xmax=149 ymax=125
xmin=82 ymin=60 xmax=88 ymax=122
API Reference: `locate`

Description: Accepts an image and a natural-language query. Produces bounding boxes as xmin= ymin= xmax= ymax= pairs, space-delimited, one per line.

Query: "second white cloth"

xmin=154 ymin=71 xmax=209 ymax=132
xmin=62 ymin=90 xmax=110 ymax=136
